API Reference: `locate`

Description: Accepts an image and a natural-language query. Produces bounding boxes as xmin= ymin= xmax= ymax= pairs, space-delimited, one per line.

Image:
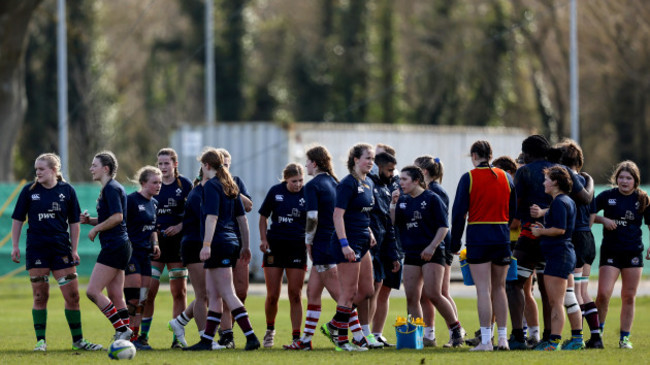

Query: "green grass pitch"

xmin=1 ymin=277 xmax=649 ymax=364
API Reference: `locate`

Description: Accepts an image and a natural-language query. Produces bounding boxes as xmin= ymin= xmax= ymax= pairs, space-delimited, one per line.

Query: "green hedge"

xmin=1 ymin=183 xmax=648 ymax=278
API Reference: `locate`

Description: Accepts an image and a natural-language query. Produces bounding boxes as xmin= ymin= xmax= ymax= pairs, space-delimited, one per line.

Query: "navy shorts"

xmin=311 ymin=238 xmax=338 ymax=266
xmin=572 ymin=231 xmax=596 ymax=267
xmin=403 ymin=245 xmax=446 ymax=267
xmin=373 ymin=253 xmax=403 ymax=289
xmin=25 ymin=244 xmax=76 ymax=271
xmin=97 ymin=240 xmax=132 ymax=270
xmin=331 ymin=235 xmax=370 ymax=264
xmin=181 ymin=240 xmax=202 ymax=266
xmin=466 ymin=243 xmax=511 ymax=266
xmin=203 ymin=243 xmax=240 ymax=269
xmin=542 ymin=244 xmax=576 ymax=279
xmin=126 ymin=248 xmax=152 ymax=277
xmin=600 ymin=249 xmax=644 ymax=269
xmin=156 ymin=232 xmax=183 ymax=263
xmin=382 ymin=257 xmax=403 ymax=289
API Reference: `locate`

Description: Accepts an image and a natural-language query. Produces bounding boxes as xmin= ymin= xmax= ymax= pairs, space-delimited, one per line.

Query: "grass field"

xmin=1 ymin=278 xmax=650 ymax=364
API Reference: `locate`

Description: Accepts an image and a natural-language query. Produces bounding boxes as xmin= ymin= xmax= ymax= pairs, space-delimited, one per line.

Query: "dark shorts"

xmin=372 ymin=253 xmax=403 ymax=289
xmin=600 ymin=249 xmax=644 ymax=269
xmin=126 ymin=248 xmax=152 ymax=276
xmin=444 ymin=248 xmax=454 ymax=266
xmin=25 ymin=244 xmax=76 ymax=271
xmin=203 ymin=243 xmax=240 ymax=269
xmin=382 ymin=257 xmax=403 ymax=289
xmin=156 ymin=232 xmax=183 ymax=263
xmin=513 ymin=235 xmax=546 ymax=272
xmin=263 ymin=249 xmax=307 ymax=270
xmin=97 ymin=240 xmax=132 ymax=270
xmin=572 ymin=230 xmax=596 ymax=267
xmin=311 ymin=239 xmax=338 ymax=266
xmin=542 ymin=244 xmax=576 ymax=279
xmin=403 ymin=246 xmax=446 ymax=267
xmin=331 ymin=236 xmax=370 ymax=264
xmin=466 ymin=243 xmax=512 ymax=266
xmin=181 ymin=240 xmax=202 ymax=266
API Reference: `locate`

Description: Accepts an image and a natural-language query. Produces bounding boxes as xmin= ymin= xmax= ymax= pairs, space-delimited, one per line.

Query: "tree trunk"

xmin=0 ymin=0 xmax=43 ymax=181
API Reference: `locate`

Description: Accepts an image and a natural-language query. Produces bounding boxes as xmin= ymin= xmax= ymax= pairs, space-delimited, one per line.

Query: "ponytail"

xmin=470 ymin=140 xmax=496 ymax=178
xmin=200 ymin=148 xmax=239 ymax=199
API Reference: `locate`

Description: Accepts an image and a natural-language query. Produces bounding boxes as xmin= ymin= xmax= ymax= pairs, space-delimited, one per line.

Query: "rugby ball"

xmin=108 ymin=339 xmax=136 ymax=360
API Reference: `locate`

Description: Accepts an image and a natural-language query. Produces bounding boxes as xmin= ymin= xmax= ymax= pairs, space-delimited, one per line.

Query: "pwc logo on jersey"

xmin=38 ymin=212 xmax=56 ymax=221
xmin=275 ymin=195 xmax=284 ymax=202
xmin=142 ymin=225 xmax=155 ymax=232
xmin=31 ymin=194 xmax=40 ymax=201
xmin=278 ymin=216 xmax=294 ymax=224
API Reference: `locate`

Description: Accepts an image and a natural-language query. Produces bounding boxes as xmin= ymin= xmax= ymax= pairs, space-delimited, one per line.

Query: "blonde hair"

xmin=30 ymin=153 xmax=65 ymax=190
xmin=132 ymin=165 xmax=162 ymax=186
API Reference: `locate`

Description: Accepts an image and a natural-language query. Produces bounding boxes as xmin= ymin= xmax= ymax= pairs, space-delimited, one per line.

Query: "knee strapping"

xmin=516 ymin=266 xmax=534 ymax=279
xmin=169 ymin=268 xmax=188 ymax=280
xmin=139 ymin=287 xmax=149 ymax=304
xmin=56 ymin=272 xmax=77 ymax=286
xmin=151 ymin=267 xmax=162 ymax=281
xmin=30 ymin=275 xmax=49 ymax=283
xmin=564 ymin=288 xmax=580 ymax=314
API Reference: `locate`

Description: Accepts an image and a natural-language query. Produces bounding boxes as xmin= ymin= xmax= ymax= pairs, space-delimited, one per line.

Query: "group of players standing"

xmin=10 ymin=133 xmax=650 ymax=353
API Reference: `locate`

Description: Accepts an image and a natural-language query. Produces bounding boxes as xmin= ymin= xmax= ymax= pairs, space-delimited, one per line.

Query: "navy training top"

xmin=514 ymin=161 xmax=585 ymax=224
xmin=232 ymin=176 xmax=251 ymax=241
xmin=540 ymin=194 xmax=576 ymax=252
xmin=304 ymin=173 xmax=338 ymax=245
xmin=126 ymin=192 xmax=158 ymax=250
xmin=154 ymin=175 xmax=193 ymax=231
xmin=96 ymin=179 xmax=129 ymax=248
xmin=332 ymin=174 xmax=375 ymax=246
xmin=428 ymin=181 xmax=452 ymax=250
xmin=572 ymin=173 xmax=596 ymax=232
xmin=259 ymin=182 xmax=306 ymax=244
xmin=12 ymin=181 xmax=81 ymax=249
xmin=394 ymin=190 xmax=448 ymax=257
xmin=596 ymin=188 xmax=650 ymax=253
xmin=181 ymin=183 xmax=203 ymax=244
xmin=368 ymin=173 xmax=394 ymax=249
xmin=201 ymin=177 xmax=245 ymax=247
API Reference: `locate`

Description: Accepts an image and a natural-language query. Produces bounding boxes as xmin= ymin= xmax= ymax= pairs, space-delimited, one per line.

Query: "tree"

xmin=0 ymin=0 xmax=43 ymax=181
